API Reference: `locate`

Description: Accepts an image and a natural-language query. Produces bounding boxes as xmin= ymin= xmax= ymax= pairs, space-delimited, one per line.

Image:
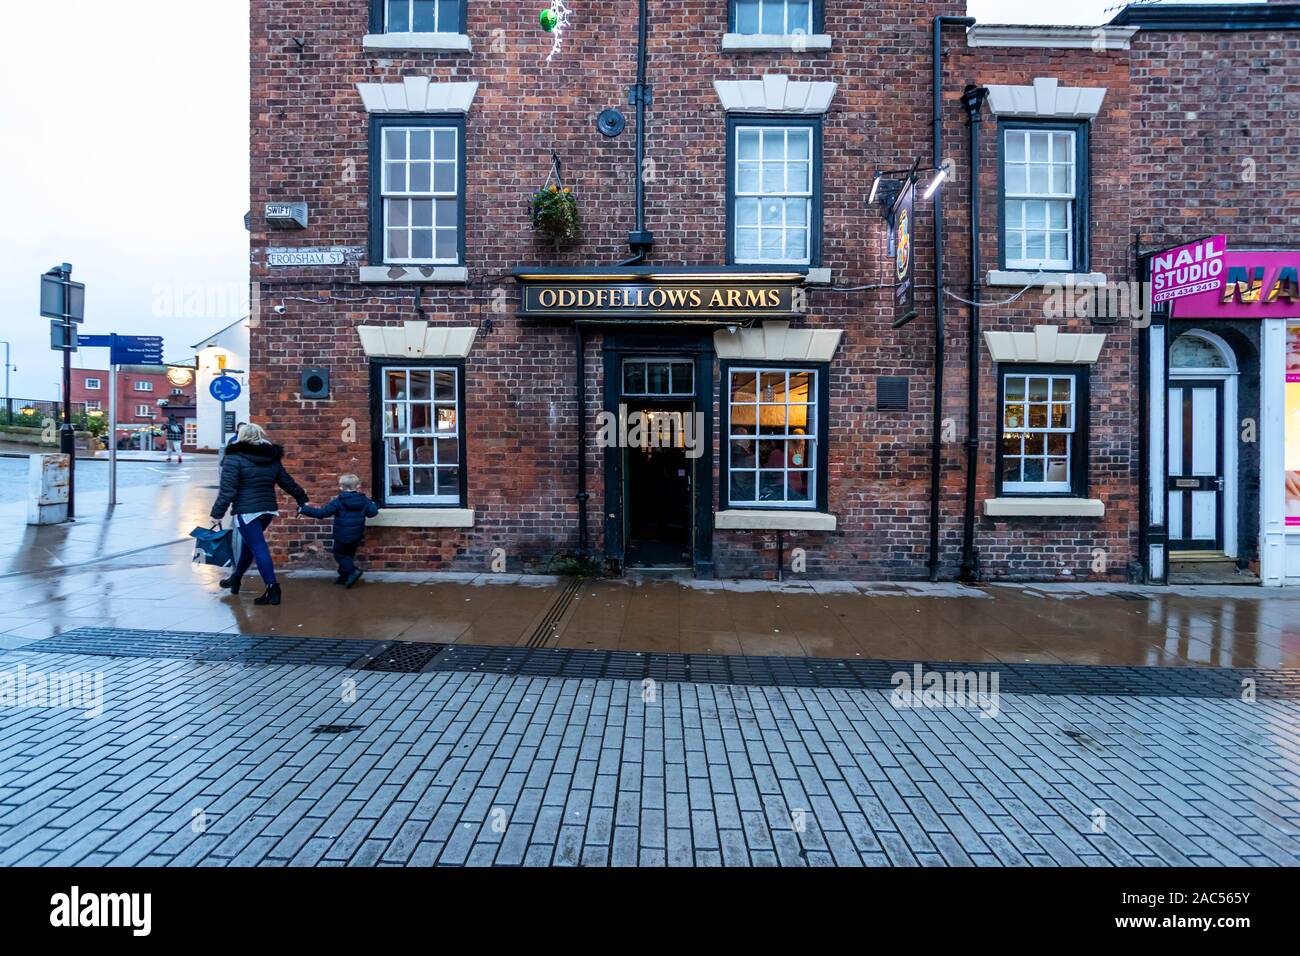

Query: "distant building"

xmin=70 ymin=366 xmax=197 ymax=450
xmin=191 ymin=317 xmax=251 ymax=450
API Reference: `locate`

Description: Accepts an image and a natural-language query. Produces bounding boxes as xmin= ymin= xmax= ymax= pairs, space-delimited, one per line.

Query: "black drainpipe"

xmin=928 ymin=15 xmax=975 ymax=582
xmin=575 ymin=323 xmax=589 ymax=555
xmin=958 ymin=84 xmax=989 ymax=583
xmin=621 ymin=0 xmax=654 ymax=264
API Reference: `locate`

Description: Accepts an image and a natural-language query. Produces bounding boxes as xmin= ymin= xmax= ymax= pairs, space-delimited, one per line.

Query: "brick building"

xmin=70 ymin=366 xmax=198 ymax=449
xmin=247 ymin=1 xmax=1300 ymax=583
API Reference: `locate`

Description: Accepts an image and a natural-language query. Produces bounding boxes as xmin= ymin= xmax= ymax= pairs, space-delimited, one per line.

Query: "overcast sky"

xmin=0 ymin=0 xmax=1241 ymax=398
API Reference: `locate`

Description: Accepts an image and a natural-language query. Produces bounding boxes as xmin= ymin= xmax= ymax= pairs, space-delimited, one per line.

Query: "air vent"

xmin=876 ymin=376 xmax=909 ymax=411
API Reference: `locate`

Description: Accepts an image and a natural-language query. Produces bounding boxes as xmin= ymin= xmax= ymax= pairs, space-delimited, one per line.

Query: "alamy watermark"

xmin=1042 ymin=277 xmax=1152 ymax=325
xmin=890 ymin=663 xmax=1000 ymax=718
xmin=0 ymin=664 xmax=104 ymax=718
xmin=595 ymin=404 xmax=705 ymax=459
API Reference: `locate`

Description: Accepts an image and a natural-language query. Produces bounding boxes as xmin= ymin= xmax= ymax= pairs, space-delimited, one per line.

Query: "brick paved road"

xmin=1 ymin=647 xmax=1297 ymax=866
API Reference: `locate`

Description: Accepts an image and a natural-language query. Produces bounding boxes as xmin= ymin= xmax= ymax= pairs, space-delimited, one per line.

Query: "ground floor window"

xmin=373 ymin=362 xmax=465 ymax=506
xmin=1286 ymin=321 xmax=1300 ymax=529
xmin=997 ymin=365 xmax=1088 ymax=495
xmin=722 ymin=364 xmax=825 ymax=509
xmin=184 ymin=419 xmax=198 ymax=446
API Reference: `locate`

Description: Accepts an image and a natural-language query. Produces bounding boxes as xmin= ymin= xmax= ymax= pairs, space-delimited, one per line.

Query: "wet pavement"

xmin=2 ymin=452 xmax=1299 ymax=867
xmin=0 ymin=452 xmax=1297 ymax=668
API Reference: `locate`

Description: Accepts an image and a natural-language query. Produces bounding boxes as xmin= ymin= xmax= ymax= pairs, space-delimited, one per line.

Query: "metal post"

xmin=1 ymin=341 xmax=11 ymax=422
xmin=108 ymin=334 xmax=118 ymax=506
xmin=55 ymin=264 xmax=76 ymax=519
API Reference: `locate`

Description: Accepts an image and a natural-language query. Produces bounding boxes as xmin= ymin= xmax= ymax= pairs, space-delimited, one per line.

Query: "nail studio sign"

xmin=1152 ymin=235 xmax=1225 ymax=304
xmin=1171 ymin=249 xmax=1300 ymax=319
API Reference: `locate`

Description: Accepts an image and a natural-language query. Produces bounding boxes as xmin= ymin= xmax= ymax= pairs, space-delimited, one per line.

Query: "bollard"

xmin=27 ymin=453 xmax=70 ymax=525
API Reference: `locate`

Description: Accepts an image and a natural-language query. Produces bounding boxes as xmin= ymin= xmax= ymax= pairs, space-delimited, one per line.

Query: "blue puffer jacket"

xmin=299 ymin=491 xmax=380 ymax=545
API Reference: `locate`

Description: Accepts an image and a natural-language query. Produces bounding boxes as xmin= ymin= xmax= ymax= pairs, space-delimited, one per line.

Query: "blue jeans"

xmin=234 ymin=514 xmax=276 ymax=586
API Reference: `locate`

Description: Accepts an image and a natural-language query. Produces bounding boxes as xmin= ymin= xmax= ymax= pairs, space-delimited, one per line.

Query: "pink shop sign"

xmin=1170 ymin=249 xmax=1300 ymax=319
xmin=1151 ymin=235 xmax=1226 ymax=304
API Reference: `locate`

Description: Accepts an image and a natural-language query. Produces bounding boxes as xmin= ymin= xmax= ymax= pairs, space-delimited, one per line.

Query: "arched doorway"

xmin=1168 ymin=329 xmax=1238 ymax=558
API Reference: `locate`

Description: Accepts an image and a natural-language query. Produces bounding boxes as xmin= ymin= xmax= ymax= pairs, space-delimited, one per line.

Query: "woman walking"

xmin=209 ymin=422 xmax=308 ymax=605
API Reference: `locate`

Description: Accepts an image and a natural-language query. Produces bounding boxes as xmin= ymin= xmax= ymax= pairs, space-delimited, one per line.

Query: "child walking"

xmin=298 ymin=473 xmax=379 ymax=587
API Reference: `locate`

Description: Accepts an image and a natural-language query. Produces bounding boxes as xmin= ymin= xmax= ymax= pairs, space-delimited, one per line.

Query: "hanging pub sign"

xmin=512 ymin=267 xmax=807 ymax=321
xmin=892 ymin=179 xmax=917 ymax=327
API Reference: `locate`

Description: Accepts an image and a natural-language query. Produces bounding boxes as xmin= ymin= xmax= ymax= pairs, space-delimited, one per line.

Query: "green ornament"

xmin=539 ymin=8 xmax=558 ymax=31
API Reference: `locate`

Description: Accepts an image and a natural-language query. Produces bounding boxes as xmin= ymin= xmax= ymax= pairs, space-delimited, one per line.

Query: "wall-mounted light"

xmin=868 ymin=172 xmax=881 ymax=207
xmin=922 ymin=164 xmax=950 ymax=201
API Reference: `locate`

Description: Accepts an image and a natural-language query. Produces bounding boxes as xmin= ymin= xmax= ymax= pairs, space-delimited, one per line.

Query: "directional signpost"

xmin=42 ymin=264 xmax=84 ymax=518
xmin=210 ymin=371 xmax=244 ymax=454
xmin=75 ymin=332 xmax=167 ymax=505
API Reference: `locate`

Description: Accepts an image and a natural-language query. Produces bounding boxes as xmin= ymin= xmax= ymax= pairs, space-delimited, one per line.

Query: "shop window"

xmin=996 ymin=365 xmax=1088 ymax=496
xmin=1286 ymin=322 xmax=1300 ymax=531
xmin=184 ymin=420 xmax=198 ymax=445
xmin=722 ymin=364 xmax=827 ymax=509
xmin=731 ymin=0 xmax=818 ymax=34
xmin=622 ymin=359 xmax=694 ymax=397
xmin=373 ymin=0 xmax=463 ymax=34
xmin=728 ymin=117 xmax=821 ymax=266
xmin=372 ymin=362 xmax=465 ymax=506
xmin=999 ymin=122 xmax=1088 ymax=273
xmin=370 ymin=117 xmax=464 ymax=266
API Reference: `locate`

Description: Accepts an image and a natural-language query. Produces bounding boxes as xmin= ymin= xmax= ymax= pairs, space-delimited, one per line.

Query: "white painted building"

xmin=191 ymin=317 xmax=250 ymax=451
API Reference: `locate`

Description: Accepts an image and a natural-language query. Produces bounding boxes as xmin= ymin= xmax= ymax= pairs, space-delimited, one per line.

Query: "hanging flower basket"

xmin=531 ymin=184 xmax=580 ymax=243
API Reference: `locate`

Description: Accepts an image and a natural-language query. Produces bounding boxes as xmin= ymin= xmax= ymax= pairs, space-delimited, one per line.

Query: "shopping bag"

xmin=190 ymin=526 xmax=235 ymax=568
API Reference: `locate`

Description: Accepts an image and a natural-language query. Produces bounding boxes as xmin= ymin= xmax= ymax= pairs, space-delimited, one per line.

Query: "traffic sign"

xmin=209 ymin=376 xmax=243 ymax=402
xmin=40 ymin=273 xmax=86 ymax=322
xmin=50 ymin=321 xmax=77 ymax=351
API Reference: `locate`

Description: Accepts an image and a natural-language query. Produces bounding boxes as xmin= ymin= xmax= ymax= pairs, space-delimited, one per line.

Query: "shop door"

xmin=1167 ymin=380 xmax=1224 ymax=551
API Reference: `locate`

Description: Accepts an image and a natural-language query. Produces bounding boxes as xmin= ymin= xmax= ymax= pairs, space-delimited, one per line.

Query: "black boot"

xmin=254 ymin=583 xmax=282 ymax=606
xmin=219 ymin=575 xmax=242 ymax=594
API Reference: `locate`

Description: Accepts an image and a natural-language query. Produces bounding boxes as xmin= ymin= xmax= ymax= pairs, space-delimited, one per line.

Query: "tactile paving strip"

xmin=20 ymin=627 xmax=1300 ymax=699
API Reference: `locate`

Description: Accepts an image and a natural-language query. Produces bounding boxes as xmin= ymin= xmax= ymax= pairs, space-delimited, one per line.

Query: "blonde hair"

xmin=339 ymin=473 xmax=361 ymax=491
xmin=237 ymin=422 xmax=268 ymax=444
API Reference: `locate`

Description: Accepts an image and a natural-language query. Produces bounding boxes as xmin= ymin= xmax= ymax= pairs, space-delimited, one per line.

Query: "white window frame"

xmin=382 ymin=126 xmax=460 ymax=266
xmin=1001 ymin=371 xmax=1076 ymax=494
xmin=133 ymin=380 xmax=154 ymax=392
xmin=1003 ymin=128 xmax=1076 ymax=272
xmin=380 ymin=364 xmax=462 ymax=506
xmin=136 ymin=404 xmax=153 ymax=418
xmin=732 ymin=0 xmax=813 ymax=35
xmin=385 ymin=0 xmax=461 ymax=34
xmin=84 ymin=377 xmax=101 ymax=390
xmin=732 ymin=125 xmax=813 ymax=266
xmin=85 ymin=400 xmax=101 ymax=411
xmin=726 ymin=365 xmax=817 ymax=509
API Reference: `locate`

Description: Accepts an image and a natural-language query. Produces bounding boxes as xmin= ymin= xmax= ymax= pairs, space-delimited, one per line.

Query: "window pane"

xmin=759 ymin=471 xmax=784 ymax=501
xmin=761 ymin=130 xmax=784 ymax=159
xmin=1005 ymin=376 xmax=1025 ymax=400
xmin=385 ymin=163 xmax=406 ymax=192
xmin=735 ymin=228 xmax=760 ymax=260
xmin=1029 ymin=165 xmax=1048 ymax=192
xmin=433 ymin=161 xmax=456 ymax=193
xmin=387 ymin=229 xmax=409 ymax=260
xmin=761 ymin=163 xmax=784 ymax=193
xmin=388 ymin=1 xmax=410 ymax=31
xmin=412 ymin=200 xmax=433 ymax=226
xmin=409 ymin=370 xmax=431 ymax=400
xmin=437 ymin=0 xmax=460 ymax=32
xmin=1027 ymin=378 xmax=1049 ymax=401
xmin=434 ymin=129 xmax=456 ymax=160
xmin=736 ymin=162 xmax=760 ymax=194
xmin=760 ymin=229 xmax=783 ymax=259
xmin=624 ymin=362 xmax=646 ymax=394
xmin=787 ymin=128 xmax=810 ymax=159
xmin=737 ymin=128 xmax=760 ymax=159
xmin=410 ymin=438 xmax=435 ymax=464
xmin=435 ymin=229 xmax=457 ymax=261
xmin=385 ymin=129 xmax=407 ymax=159
xmin=410 ymin=404 xmax=432 ymax=433
xmin=731 ymin=371 xmax=757 ymax=403
xmin=433 ymin=369 xmax=455 ymax=401
xmin=436 ymin=406 xmax=458 ymax=433
xmin=671 ymin=362 xmax=694 ymax=394
xmin=730 ymin=440 xmax=755 ymax=468
xmin=735 ymin=0 xmax=759 ymax=33
xmin=647 ymin=362 xmax=670 ymax=394
xmin=435 ymin=200 xmax=456 ymax=226
xmin=1005 ymin=164 xmax=1026 ymax=194
xmin=1049 ymin=233 xmax=1068 ymax=262
xmin=409 ymin=130 xmax=430 ymax=160
xmin=761 ymin=198 xmax=783 ymax=225
xmin=411 ymin=230 xmax=433 ymax=260
xmin=413 ymin=468 xmax=436 ymax=496
xmin=785 ymin=228 xmax=808 ymax=261
xmin=786 ymin=198 xmax=807 ymax=226
xmin=436 ymin=437 xmax=459 ymax=465
xmin=409 ymin=162 xmax=431 ymax=192
xmin=730 ymin=471 xmax=756 ymax=502
xmin=412 ymin=0 xmax=437 ymax=31
xmin=787 ymin=0 xmax=811 ymax=33
xmin=1029 ymin=133 xmax=1048 ymax=162
xmin=1006 ymin=132 xmax=1025 ymax=162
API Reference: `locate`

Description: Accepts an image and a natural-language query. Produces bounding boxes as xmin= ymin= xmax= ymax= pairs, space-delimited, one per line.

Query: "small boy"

xmin=298 ymin=473 xmax=380 ymax=587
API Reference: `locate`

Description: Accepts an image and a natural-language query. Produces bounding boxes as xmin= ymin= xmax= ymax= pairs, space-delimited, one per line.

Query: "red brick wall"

xmin=250 ymin=2 xmax=1144 ymax=580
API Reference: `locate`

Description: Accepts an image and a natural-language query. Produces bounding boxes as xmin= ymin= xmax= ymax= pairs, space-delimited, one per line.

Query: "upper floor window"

xmin=1000 ymin=123 xmax=1088 ymax=273
xmin=728 ymin=118 xmax=820 ymax=266
xmin=732 ymin=0 xmax=816 ymax=35
xmin=371 ymin=118 xmax=464 ymax=266
xmin=382 ymin=0 xmax=462 ymax=33
xmin=84 ymin=377 xmax=101 ymax=390
xmin=136 ymin=404 xmax=154 ymax=418
xmin=997 ymin=366 xmax=1088 ymax=496
xmin=133 ymin=381 xmax=154 ymax=392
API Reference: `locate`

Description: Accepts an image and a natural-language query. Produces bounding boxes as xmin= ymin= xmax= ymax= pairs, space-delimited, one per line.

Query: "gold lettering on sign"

xmin=1222 ymin=266 xmax=1264 ymax=304
xmin=538 ymin=288 xmax=557 ymax=307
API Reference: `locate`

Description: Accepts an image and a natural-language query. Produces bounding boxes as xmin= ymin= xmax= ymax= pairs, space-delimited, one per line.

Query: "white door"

xmin=1167 ymin=379 xmax=1224 ymax=550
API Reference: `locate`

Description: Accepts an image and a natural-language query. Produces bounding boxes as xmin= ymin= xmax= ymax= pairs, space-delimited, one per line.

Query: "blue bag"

xmin=190 ymin=526 xmax=235 ymax=568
